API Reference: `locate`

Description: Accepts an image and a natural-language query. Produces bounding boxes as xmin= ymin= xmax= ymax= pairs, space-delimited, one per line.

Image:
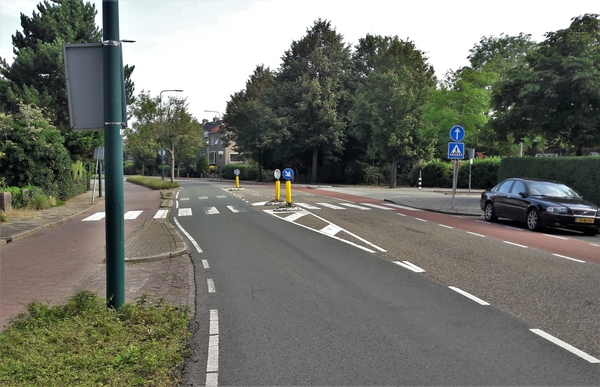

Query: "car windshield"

xmin=528 ymin=182 xmax=581 ymax=198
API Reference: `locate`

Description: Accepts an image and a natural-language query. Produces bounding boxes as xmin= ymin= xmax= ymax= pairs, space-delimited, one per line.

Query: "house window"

xmin=208 ymin=151 xmax=216 ymax=164
xmin=229 ymin=153 xmax=243 ymax=163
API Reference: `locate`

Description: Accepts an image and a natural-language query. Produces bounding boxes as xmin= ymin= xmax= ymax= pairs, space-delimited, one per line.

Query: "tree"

xmin=125 ymin=91 xmax=160 ymax=175
xmin=350 ymin=34 xmax=436 ymax=188
xmin=0 ymin=103 xmax=73 ymax=199
xmin=491 ymin=14 xmax=600 ymax=155
xmin=274 ymin=19 xmax=354 ymax=183
xmin=224 ymin=65 xmax=281 ymax=181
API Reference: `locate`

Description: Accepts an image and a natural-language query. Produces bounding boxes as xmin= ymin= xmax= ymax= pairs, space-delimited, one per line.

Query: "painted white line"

xmin=153 ymin=209 xmax=168 ymax=219
xmin=206 ymin=334 xmax=219 ymax=372
xmin=216 ymin=195 xmax=227 ymax=199
xmin=394 ymin=261 xmax=425 ymax=273
xmin=178 ymin=208 xmax=192 ymax=216
xmin=199 ymin=196 xmax=208 ymax=200
xmin=467 ymin=231 xmax=485 ymax=237
xmin=207 ymin=278 xmax=216 ymax=293
xmin=552 ymin=254 xmax=585 ymax=263
xmin=397 ymin=213 xmax=407 ymax=217
xmin=205 ymin=373 xmax=218 ymax=387
xmin=204 ymin=207 xmax=219 ymax=215
xmin=209 ymin=309 xmax=219 ymax=335
xmin=309 ymin=211 xmax=386 ymax=252
xmin=251 ymin=201 xmax=268 ymax=206
xmin=180 ymin=197 xmax=190 ymax=201
xmin=295 ymin=202 xmax=321 ymax=209
xmin=316 ymin=202 xmax=346 ymax=210
xmin=530 ymin=329 xmax=600 ymax=363
xmin=339 ymin=202 xmax=371 ymax=210
xmin=543 ymin=234 xmax=568 ymax=240
xmin=202 ymin=259 xmax=210 ymax=269
xmin=173 ymin=217 xmax=203 ymax=253
xmin=505 ymin=226 xmax=524 ymax=231
xmin=320 ymin=224 xmax=342 ymax=236
xmin=382 ymin=203 xmax=421 ymax=211
xmin=82 ymin=212 xmax=105 ymax=221
xmin=475 ymin=220 xmax=489 ymax=224
xmin=124 ymin=210 xmax=143 ymax=220
xmin=283 ymin=212 xmax=307 ymax=222
xmin=590 ymin=243 xmax=600 ymax=247
xmin=176 ymin=201 xmax=179 ymax=209
xmin=449 ymin=286 xmax=490 ymax=305
xmin=361 ymin=203 xmax=393 ymax=210
xmin=175 ymin=190 xmax=180 ymax=199
xmin=414 ymin=218 xmax=427 ymax=222
xmin=503 ymin=241 xmax=528 ymax=248
xmin=227 ymin=205 xmax=246 ymax=213
xmin=438 ymin=224 xmax=453 ymax=229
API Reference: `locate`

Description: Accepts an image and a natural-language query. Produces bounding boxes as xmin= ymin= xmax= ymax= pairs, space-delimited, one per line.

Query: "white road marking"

xmin=397 ymin=213 xmax=407 ymax=217
xmin=320 ymin=224 xmax=342 ymax=236
xmin=204 ymin=207 xmax=220 ymax=215
xmin=316 ymin=202 xmax=346 ymax=210
xmin=251 ymin=201 xmax=268 ymax=206
xmin=173 ymin=217 xmax=203 ymax=253
xmin=552 ymin=254 xmax=585 ymax=263
xmin=544 ymin=234 xmax=568 ymax=240
xmin=207 ymin=278 xmax=216 ymax=293
xmin=439 ymin=224 xmax=453 ymax=229
xmin=207 ymin=335 xmax=219 ymax=372
xmin=227 ymin=205 xmax=246 ymax=213
xmin=361 ymin=203 xmax=393 ymax=210
xmin=530 ymin=329 xmax=600 ymax=363
xmin=382 ymin=203 xmax=421 ymax=211
xmin=209 ymin=309 xmax=219 ymax=335
xmin=82 ymin=212 xmax=105 ymax=221
xmin=175 ymin=201 xmax=179 ymax=209
xmin=205 ymin=373 xmax=218 ymax=387
xmin=178 ymin=208 xmax=193 ymax=217
xmin=153 ymin=209 xmax=168 ymax=219
xmin=180 ymin=197 xmax=190 ymax=201
xmin=505 ymin=226 xmax=524 ymax=231
xmin=414 ymin=218 xmax=427 ymax=222
xmin=467 ymin=231 xmax=485 ymax=237
xmin=503 ymin=241 xmax=528 ymax=248
xmin=202 ymin=259 xmax=210 ymax=269
xmin=216 ymin=195 xmax=227 ymax=199
xmin=394 ymin=261 xmax=425 ymax=273
xmin=295 ymin=202 xmax=321 ymax=209
xmin=449 ymin=286 xmax=490 ymax=305
xmin=591 ymin=243 xmax=600 ymax=247
xmin=199 ymin=196 xmax=208 ymax=200
xmin=123 ymin=210 xmax=143 ymax=220
xmin=283 ymin=212 xmax=307 ymax=222
xmin=339 ymin=202 xmax=371 ymax=210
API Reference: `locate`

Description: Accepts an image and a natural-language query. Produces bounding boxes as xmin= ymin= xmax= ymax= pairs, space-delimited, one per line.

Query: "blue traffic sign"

xmin=448 ymin=142 xmax=465 ymax=159
xmin=282 ymin=168 xmax=294 ymax=180
xmin=449 ymin=125 xmax=465 ymax=142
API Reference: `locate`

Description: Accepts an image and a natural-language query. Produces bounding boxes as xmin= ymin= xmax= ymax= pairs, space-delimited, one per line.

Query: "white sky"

xmin=1 ymin=0 xmax=598 ymax=122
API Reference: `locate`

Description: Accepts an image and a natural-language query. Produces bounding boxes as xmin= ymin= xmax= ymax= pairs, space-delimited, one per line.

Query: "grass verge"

xmin=0 ymin=291 xmax=190 ymax=386
xmin=126 ymin=176 xmax=180 ymax=190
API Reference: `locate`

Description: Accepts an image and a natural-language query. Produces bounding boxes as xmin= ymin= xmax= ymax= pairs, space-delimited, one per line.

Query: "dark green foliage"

xmin=457 ymin=157 xmax=501 ymax=189
xmin=126 ymin=176 xmax=179 ymax=190
xmin=419 ymin=160 xmax=453 ymax=188
xmin=498 ymin=157 xmax=600 ymax=205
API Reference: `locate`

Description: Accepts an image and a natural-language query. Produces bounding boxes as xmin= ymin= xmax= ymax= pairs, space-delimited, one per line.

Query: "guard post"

xmin=282 ymin=168 xmax=294 ymax=206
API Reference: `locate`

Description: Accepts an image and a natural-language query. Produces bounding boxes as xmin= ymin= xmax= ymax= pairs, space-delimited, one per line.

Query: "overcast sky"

xmin=0 ymin=0 xmax=598 ymax=122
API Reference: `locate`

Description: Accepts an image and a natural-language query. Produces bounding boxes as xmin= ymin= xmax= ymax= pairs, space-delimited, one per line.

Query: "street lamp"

xmin=159 ymin=89 xmax=183 ymax=179
xmin=204 ymin=110 xmax=222 ymax=120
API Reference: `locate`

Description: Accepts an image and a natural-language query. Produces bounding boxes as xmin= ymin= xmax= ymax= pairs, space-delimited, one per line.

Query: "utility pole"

xmin=103 ymin=0 xmax=125 ymax=309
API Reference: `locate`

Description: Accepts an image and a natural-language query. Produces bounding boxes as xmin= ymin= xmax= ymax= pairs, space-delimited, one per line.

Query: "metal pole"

xmin=103 ymin=0 xmax=125 ymax=309
xmin=99 ymin=161 xmax=103 ymax=198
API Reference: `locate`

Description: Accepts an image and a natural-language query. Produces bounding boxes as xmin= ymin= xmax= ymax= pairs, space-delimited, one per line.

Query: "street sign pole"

xmin=103 ymin=0 xmax=125 ymax=309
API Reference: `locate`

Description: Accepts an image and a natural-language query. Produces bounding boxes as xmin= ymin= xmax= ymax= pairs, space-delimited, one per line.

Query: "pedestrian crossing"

xmin=81 ymin=197 xmax=420 ymax=221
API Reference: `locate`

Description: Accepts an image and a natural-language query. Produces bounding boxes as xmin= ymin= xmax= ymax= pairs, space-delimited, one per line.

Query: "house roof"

xmin=203 ymin=120 xmax=222 ymax=134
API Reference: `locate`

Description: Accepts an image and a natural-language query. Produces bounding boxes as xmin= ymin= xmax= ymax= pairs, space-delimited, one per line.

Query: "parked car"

xmin=480 ymin=178 xmax=600 ymax=235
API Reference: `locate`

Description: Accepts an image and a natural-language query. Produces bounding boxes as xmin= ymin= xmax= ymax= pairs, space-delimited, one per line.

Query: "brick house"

xmin=202 ymin=117 xmax=243 ymax=170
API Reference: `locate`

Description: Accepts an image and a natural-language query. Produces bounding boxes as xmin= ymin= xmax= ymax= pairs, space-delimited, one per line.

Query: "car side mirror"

xmin=519 ymin=192 xmax=529 ymax=198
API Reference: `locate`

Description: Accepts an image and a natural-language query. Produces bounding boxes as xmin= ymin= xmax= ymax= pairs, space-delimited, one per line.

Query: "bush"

xmin=457 ymin=157 xmax=501 ymax=189
xmin=126 ymin=176 xmax=179 ymax=190
xmin=420 ymin=160 xmax=453 ymax=188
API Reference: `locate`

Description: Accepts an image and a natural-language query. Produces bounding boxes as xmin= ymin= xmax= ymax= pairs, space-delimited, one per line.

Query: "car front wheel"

xmin=484 ymin=202 xmax=497 ymax=222
xmin=526 ymin=209 xmax=542 ymax=231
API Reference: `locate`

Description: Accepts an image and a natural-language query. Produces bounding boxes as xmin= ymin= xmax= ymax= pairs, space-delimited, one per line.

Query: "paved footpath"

xmin=0 ymin=184 xmax=192 ymax=331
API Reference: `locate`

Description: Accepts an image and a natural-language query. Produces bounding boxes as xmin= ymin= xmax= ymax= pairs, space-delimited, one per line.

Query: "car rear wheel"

xmin=526 ymin=209 xmax=542 ymax=231
xmin=484 ymin=202 xmax=497 ymax=222
xmin=582 ymin=229 xmax=599 ymax=236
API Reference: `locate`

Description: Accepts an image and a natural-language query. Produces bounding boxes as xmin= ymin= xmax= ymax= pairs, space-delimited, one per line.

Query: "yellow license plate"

xmin=575 ymin=218 xmax=595 ymax=224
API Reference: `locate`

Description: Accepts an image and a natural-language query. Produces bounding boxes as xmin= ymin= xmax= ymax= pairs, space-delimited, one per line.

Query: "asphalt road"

xmin=179 ymin=180 xmax=600 ymax=386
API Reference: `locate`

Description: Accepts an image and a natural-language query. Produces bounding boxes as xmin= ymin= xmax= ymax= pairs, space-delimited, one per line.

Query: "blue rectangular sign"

xmin=448 ymin=142 xmax=465 ymax=159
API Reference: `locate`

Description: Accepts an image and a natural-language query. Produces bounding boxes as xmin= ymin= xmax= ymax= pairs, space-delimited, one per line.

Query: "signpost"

xmin=234 ymin=168 xmax=240 ymax=189
xmin=274 ymin=169 xmax=281 ymax=201
xmin=282 ymin=168 xmax=294 ymax=205
xmin=447 ymin=126 xmax=466 ymax=209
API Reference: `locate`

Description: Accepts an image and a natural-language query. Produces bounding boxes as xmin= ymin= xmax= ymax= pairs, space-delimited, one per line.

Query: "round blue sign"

xmin=450 ymin=125 xmax=465 ymax=142
xmin=282 ymin=168 xmax=294 ymax=180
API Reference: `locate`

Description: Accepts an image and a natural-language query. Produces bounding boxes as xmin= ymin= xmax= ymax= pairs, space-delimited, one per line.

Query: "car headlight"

xmin=546 ymin=206 xmax=568 ymax=214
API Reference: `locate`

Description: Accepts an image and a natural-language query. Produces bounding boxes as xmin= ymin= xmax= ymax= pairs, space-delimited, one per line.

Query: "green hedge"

xmin=498 ymin=157 xmax=600 ymax=205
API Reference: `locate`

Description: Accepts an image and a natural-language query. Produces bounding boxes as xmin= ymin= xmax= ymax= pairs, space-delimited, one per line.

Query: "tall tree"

xmin=350 ymin=34 xmax=436 ymax=188
xmin=274 ymin=19 xmax=353 ymax=183
xmin=492 ymin=14 xmax=600 ymax=155
xmin=224 ymin=65 xmax=281 ymax=181
xmin=125 ymin=91 xmax=160 ymax=175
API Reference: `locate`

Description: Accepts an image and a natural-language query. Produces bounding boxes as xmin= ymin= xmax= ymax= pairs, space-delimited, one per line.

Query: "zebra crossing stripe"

xmin=82 ymin=212 xmax=106 ymax=221
xmin=178 ymin=208 xmax=193 ymax=216
xmin=361 ymin=203 xmax=393 ymax=210
xmin=316 ymin=202 xmax=346 ymax=210
xmin=227 ymin=205 xmax=246 ymax=213
xmin=339 ymin=203 xmax=371 ymax=210
xmin=154 ymin=209 xmax=168 ymax=219
xmin=124 ymin=210 xmax=143 ymax=219
xmin=295 ymin=203 xmax=320 ymax=209
xmin=204 ymin=207 xmax=220 ymax=215
xmin=199 ymin=196 xmax=208 ymax=200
